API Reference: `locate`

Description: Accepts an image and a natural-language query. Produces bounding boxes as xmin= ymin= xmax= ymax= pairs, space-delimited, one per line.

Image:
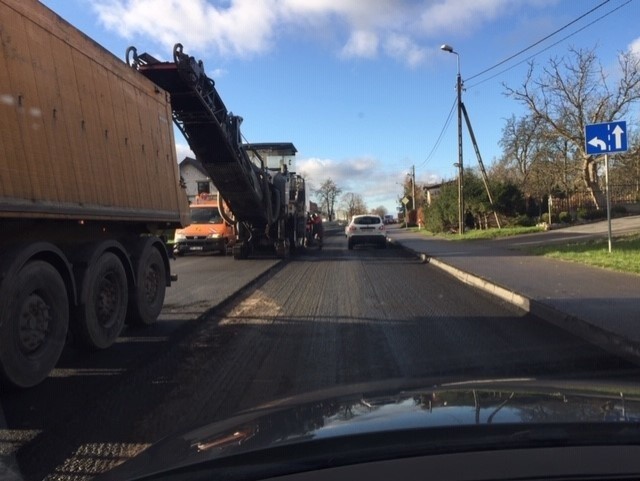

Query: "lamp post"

xmin=441 ymin=44 xmax=464 ymax=234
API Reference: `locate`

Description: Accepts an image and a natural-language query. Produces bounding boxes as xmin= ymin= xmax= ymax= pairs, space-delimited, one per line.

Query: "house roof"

xmin=424 ymin=180 xmax=456 ymax=191
xmin=178 ymin=157 xmax=209 ymax=178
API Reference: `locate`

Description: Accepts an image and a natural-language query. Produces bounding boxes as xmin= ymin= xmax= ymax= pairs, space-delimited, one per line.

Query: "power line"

xmin=466 ymin=0 xmax=633 ymax=90
xmin=466 ymin=0 xmax=614 ymax=84
xmin=419 ymin=96 xmax=456 ymax=168
xmin=421 ymin=0 xmax=631 ymax=173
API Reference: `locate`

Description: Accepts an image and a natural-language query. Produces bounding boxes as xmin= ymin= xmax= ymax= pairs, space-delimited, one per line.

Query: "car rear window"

xmin=353 ymin=216 xmax=382 ymax=225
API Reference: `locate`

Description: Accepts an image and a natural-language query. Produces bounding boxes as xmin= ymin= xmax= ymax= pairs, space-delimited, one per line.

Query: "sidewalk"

xmin=387 ymin=227 xmax=640 ymax=362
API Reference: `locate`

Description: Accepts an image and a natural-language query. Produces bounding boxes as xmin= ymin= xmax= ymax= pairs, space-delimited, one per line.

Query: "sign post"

xmin=401 ymin=196 xmax=409 ymax=229
xmin=585 ymin=121 xmax=628 ymax=253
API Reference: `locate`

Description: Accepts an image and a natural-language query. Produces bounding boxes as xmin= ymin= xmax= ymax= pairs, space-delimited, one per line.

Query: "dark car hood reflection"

xmin=99 ymin=378 xmax=640 ymax=480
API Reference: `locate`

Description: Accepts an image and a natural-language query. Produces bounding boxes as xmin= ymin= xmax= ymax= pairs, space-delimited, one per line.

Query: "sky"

xmin=40 ymin=0 xmax=640 ymax=215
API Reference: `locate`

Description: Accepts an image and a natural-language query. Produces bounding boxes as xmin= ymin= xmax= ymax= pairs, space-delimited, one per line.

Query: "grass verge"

xmin=404 ymin=226 xmax=545 ymax=239
xmin=529 ymin=234 xmax=640 ymax=275
xmin=452 ymin=226 xmax=545 ymax=240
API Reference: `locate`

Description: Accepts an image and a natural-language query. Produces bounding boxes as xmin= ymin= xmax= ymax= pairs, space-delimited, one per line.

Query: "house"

xmin=178 ymin=157 xmax=216 ymax=203
xmin=424 ymin=181 xmax=455 ymax=205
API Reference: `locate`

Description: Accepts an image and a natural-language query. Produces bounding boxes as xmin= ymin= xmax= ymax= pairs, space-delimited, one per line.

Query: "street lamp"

xmin=441 ymin=44 xmax=464 ymax=234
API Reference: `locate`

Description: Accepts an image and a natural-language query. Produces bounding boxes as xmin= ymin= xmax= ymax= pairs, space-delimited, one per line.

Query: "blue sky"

xmin=41 ymin=0 xmax=640 ymax=214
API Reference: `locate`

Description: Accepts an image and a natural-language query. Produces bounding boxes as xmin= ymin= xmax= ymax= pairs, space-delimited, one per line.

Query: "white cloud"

xmin=384 ymin=34 xmax=426 ymax=68
xmin=210 ymin=68 xmax=228 ymax=79
xmin=340 ymin=30 xmax=379 ymax=58
xmin=175 ymin=142 xmax=195 ymax=162
xmin=629 ymin=37 xmax=640 ymax=58
xmin=298 ymin=156 xmax=378 ymax=186
xmin=89 ymin=0 xmax=555 ymax=68
xmin=418 ymin=0 xmax=508 ymax=34
xmin=92 ymin=0 xmax=279 ymax=57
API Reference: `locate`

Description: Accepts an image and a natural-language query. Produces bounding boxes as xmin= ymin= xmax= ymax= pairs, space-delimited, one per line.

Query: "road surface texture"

xmin=2 ymin=226 xmax=637 ymax=480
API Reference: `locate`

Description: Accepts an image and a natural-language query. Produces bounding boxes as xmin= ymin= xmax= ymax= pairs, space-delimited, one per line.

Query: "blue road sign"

xmin=585 ymin=121 xmax=627 ymax=155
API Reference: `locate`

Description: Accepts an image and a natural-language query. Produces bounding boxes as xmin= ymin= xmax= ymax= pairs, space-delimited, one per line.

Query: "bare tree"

xmin=340 ymin=192 xmax=368 ymax=219
xmin=372 ymin=205 xmax=387 ymax=218
xmin=497 ymin=114 xmax=542 ymax=188
xmin=314 ymin=178 xmax=342 ymax=221
xmin=504 ymin=46 xmax=640 ymax=209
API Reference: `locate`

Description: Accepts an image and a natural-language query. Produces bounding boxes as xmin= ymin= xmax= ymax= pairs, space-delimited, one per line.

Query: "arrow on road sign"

xmin=587 ymin=136 xmax=607 ymax=151
xmin=612 ymin=124 xmax=624 ymax=149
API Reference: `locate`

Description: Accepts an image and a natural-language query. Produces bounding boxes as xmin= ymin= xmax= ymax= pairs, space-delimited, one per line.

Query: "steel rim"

xmin=18 ymin=293 xmax=51 ymax=355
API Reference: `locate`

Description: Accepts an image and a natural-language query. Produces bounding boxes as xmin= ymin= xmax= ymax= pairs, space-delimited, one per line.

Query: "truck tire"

xmin=127 ymin=245 xmax=166 ymax=326
xmin=0 ymin=261 xmax=69 ymax=388
xmin=73 ymin=252 xmax=128 ymax=350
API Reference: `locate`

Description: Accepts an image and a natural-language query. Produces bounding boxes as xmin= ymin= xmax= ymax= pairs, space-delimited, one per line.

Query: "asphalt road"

xmin=1 ymin=226 xmax=638 ymax=480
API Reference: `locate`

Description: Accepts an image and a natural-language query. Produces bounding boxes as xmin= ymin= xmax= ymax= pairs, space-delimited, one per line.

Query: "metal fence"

xmin=550 ymin=184 xmax=639 ymax=213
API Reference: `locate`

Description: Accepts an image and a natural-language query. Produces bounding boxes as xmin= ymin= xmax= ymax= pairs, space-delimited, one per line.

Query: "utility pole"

xmin=441 ymin=44 xmax=464 ymax=235
xmin=410 ymin=165 xmax=416 ymax=211
xmin=455 ymin=58 xmax=464 ymax=234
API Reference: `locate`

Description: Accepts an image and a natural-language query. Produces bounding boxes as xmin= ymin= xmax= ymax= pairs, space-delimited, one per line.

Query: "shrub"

xmin=510 ymin=214 xmax=535 ymax=227
xmin=540 ymin=213 xmax=559 ymax=224
xmin=611 ymin=204 xmax=627 ymax=217
xmin=558 ymin=211 xmax=572 ymax=224
xmin=577 ymin=208 xmax=606 ymax=221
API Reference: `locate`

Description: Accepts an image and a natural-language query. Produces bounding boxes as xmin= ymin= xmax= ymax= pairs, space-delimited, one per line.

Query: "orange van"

xmin=173 ymin=194 xmax=235 ymax=255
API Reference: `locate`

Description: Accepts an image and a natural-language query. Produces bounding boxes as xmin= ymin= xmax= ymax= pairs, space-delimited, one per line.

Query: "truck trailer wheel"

xmin=127 ymin=245 xmax=166 ymax=326
xmin=73 ymin=252 xmax=128 ymax=350
xmin=0 ymin=261 xmax=69 ymax=389
xmin=233 ymin=242 xmax=251 ymax=260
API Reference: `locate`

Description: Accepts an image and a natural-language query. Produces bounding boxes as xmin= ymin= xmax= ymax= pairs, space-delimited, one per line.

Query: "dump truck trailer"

xmin=0 ymin=0 xmax=190 ymax=388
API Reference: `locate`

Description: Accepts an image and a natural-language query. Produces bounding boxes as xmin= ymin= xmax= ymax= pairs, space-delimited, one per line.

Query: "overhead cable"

xmin=419 ymin=96 xmax=457 ymax=168
xmin=466 ymin=0 xmax=633 ymax=90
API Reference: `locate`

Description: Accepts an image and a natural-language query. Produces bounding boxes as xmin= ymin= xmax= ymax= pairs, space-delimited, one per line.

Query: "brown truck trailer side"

xmin=0 ymin=0 xmax=190 ymax=388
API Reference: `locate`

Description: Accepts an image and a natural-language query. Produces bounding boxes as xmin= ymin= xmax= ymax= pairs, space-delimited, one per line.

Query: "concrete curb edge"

xmin=389 ymin=237 xmax=640 ymax=364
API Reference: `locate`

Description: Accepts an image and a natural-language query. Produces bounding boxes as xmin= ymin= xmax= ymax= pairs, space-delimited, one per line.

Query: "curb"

xmin=389 ymin=237 xmax=640 ymax=365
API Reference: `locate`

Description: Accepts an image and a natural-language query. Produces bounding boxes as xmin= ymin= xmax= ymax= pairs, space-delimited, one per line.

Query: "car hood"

xmin=100 ymin=377 xmax=640 ymax=480
xmin=176 ymin=224 xmax=223 ymax=236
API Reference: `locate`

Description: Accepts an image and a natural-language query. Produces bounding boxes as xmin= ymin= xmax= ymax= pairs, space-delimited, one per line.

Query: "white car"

xmin=346 ymin=215 xmax=387 ymax=250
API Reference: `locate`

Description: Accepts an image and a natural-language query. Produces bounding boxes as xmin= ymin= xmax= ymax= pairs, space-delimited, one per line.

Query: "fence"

xmin=550 ymin=184 xmax=639 ymax=214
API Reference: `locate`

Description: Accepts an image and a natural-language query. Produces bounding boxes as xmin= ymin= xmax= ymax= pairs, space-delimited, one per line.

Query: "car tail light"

xmin=378 ymin=225 xmax=385 ymax=231
xmin=348 ymin=226 xmax=357 ymax=231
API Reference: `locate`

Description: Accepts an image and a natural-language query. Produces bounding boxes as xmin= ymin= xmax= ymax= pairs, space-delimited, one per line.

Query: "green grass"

xmin=452 ymin=226 xmax=545 ymax=240
xmin=529 ymin=234 xmax=640 ymax=275
xmin=406 ymin=226 xmax=545 ymax=239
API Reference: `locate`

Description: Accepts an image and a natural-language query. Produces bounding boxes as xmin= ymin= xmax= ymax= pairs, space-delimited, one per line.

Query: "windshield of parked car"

xmin=4 ymin=1 xmax=640 ymax=480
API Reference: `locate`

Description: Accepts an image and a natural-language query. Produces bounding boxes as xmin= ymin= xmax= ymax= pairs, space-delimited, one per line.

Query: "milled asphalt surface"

xmin=387 ymin=217 xmax=640 ymax=362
